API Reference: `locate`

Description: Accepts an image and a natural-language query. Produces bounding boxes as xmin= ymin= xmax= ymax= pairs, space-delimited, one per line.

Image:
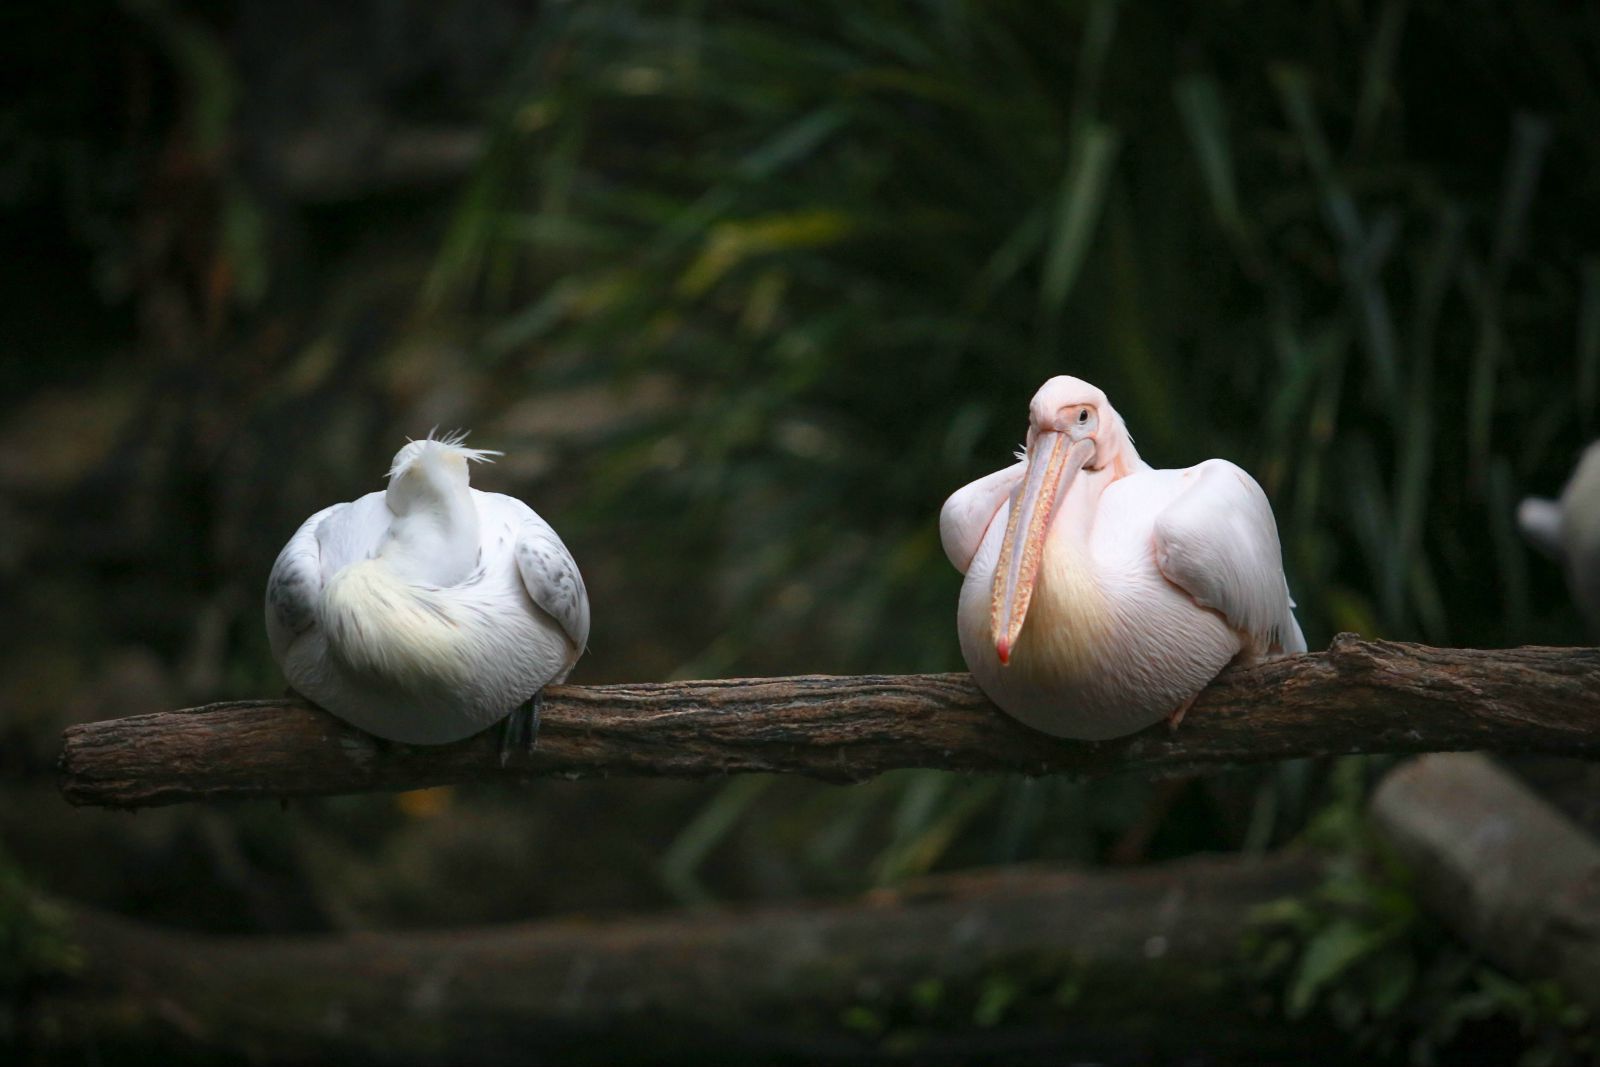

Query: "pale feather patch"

xmin=1007 ymin=541 xmax=1116 ymax=688
xmin=320 ymin=559 xmax=475 ymax=692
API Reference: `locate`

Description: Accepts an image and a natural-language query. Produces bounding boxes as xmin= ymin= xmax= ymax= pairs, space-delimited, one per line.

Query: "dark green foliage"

xmin=3 ymin=2 xmax=1595 ymax=1059
xmin=0 ymin=846 xmax=81 ymax=1045
xmin=431 ymin=4 xmax=1600 ymax=1052
xmin=442 ymin=0 xmax=1599 ymax=676
xmin=1246 ymin=761 xmax=1594 ymax=1064
xmin=432 ymin=0 xmax=1600 ymax=888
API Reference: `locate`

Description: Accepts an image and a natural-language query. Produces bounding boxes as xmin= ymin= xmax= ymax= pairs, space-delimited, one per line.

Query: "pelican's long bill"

xmin=990 ymin=431 xmax=1095 ymax=664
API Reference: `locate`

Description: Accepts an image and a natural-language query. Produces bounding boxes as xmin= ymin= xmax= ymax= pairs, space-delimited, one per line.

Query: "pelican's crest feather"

xmin=388 ymin=428 xmax=503 ymax=479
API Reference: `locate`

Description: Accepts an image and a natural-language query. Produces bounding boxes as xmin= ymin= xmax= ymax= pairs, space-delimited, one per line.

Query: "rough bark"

xmin=21 ymin=853 xmax=1333 ymax=1065
xmin=1370 ymin=753 xmax=1600 ymax=1012
xmin=58 ymin=635 xmax=1600 ymax=809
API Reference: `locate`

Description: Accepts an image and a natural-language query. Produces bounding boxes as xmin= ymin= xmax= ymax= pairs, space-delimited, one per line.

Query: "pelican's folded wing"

xmin=514 ymin=516 xmax=591 ymax=655
xmin=939 ymin=459 xmax=1026 ymax=574
xmin=264 ymin=503 xmax=343 ymax=662
xmin=1152 ymin=459 xmax=1306 ymax=655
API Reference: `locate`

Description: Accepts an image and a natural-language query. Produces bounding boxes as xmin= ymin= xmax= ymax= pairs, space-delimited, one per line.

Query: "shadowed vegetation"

xmin=3 ymin=0 xmax=1598 ymax=1061
xmin=440 ymin=0 xmax=1599 ymax=672
xmin=424 ymin=0 xmax=1600 ymax=928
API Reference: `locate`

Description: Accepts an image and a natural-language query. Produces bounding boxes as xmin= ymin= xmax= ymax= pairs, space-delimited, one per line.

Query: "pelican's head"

xmin=385 ymin=430 xmax=501 ymax=515
xmin=992 ymin=376 xmax=1136 ymax=664
xmin=1022 ymin=376 xmax=1139 ymax=476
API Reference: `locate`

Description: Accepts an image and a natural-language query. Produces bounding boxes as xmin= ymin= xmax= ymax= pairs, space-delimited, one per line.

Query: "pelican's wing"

xmin=512 ymin=511 xmax=591 ymax=655
xmin=940 ymin=459 xmax=1026 ymax=574
xmin=264 ymin=492 xmax=392 ymax=662
xmin=1152 ymin=459 xmax=1306 ymax=654
xmin=264 ymin=503 xmax=343 ymax=662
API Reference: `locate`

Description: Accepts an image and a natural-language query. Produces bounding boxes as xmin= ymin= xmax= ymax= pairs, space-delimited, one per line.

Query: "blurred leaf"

xmin=0 ymin=845 xmax=82 ymax=1001
xmin=1039 ymin=121 xmax=1120 ymax=315
xmin=740 ymin=108 xmax=849 ymax=178
xmin=679 ymin=209 xmax=855 ymax=296
xmin=661 ymin=775 xmax=776 ymax=905
xmin=1175 ymin=75 xmax=1244 ymax=238
xmin=840 ymin=1004 xmax=885 ymax=1035
xmin=972 ymin=972 xmax=1022 ymax=1028
xmin=129 ymin=0 xmax=234 ymax=156
xmin=1352 ymin=0 xmax=1408 ymax=155
xmin=1369 ymin=950 xmax=1416 ymax=1018
xmin=873 ymin=775 xmax=1000 ymax=885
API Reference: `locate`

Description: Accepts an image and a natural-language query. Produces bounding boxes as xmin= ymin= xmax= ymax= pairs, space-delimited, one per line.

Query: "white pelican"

xmin=1518 ymin=440 xmax=1600 ymax=636
xmin=940 ymin=376 xmax=1305 ymax=740
xmin=265 ymin=431 xmax=589 ymax=754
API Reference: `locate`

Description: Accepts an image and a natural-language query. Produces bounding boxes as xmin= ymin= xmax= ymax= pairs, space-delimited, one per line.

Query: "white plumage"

xmin=265 ymin=432 xmax=589 ymax=744
xmin=1519 ymin=440 xmax=1600 ymax=637
xmin=941 ymin=376 xmax=1304 ymax=740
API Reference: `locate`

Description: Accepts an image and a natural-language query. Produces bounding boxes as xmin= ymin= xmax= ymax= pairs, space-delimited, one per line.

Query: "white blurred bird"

xmin=940 ymin=376 xmax=1305 ymax=740
xmin=265 ymin=431 xmax=589 ymax=754
xmin=1518 ymin=440 xmax=1600 ymax=637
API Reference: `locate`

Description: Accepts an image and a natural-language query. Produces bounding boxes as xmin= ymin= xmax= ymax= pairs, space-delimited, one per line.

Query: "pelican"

xmin=265 ymin=431 xmax=589 ymax=754
xmin=940 ymin=376 xmax=1305 ymax=740
xmin=1518 ymin=440 xmax=1600 ymax=637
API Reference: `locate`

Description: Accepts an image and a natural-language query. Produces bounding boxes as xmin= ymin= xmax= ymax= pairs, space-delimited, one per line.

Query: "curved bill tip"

xmin=996 ymin=639 xmax=1011 ymax=665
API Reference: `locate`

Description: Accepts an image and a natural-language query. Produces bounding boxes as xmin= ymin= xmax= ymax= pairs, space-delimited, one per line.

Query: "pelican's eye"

xmin=1064 ymin=405 xmax=1098 ymax=440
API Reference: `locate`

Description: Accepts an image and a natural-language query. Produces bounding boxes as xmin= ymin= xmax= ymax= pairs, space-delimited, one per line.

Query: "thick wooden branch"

xmin=59 ymin=635 xmax=1600 ymax=809
xmin=24 ymin=853 xmax=1333 ymax=1064
xmin=1370 ymin=753 xmax=1600 ymax=1012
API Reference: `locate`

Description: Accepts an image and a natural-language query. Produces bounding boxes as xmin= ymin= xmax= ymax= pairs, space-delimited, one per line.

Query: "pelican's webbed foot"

xmin=1166 ymin=691 xmax=1200 ymax=732
xmin=498 ymin=691 xmax=544 ymax=766
xmin=522 ymin=690 xmax=544 ymax=753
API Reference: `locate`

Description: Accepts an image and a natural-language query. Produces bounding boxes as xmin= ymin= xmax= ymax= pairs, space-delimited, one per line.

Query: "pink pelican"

xmin=940 ymin=376 xmax=1305 ymax=740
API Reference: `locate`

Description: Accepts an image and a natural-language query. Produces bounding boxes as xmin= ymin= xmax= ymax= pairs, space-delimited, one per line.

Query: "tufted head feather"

xmin=387 ymin=429 xmax=502 ymax=481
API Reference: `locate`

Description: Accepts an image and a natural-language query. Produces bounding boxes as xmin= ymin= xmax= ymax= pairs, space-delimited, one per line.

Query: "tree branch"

xmin=1370 ymin=753 xmax=1600 ymax=1012
xmin=23 ymin=853 xmax=1334 ymax=1064
xmin=58 ymin=635 xmax=1600 ymax=809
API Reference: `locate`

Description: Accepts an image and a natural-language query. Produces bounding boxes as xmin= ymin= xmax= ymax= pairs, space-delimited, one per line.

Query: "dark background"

xmin=3 ymin=0 xmax=1597 ymax=1061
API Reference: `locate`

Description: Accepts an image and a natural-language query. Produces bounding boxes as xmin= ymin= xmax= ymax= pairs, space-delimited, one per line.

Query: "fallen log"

xmin=1369 ymin=752 xmax=1600 ymax=1013
xmin=58 ymin=635 xmax=1600 ymax=809
xmin=21 ymin=852 xmax=1333 ymax=1065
